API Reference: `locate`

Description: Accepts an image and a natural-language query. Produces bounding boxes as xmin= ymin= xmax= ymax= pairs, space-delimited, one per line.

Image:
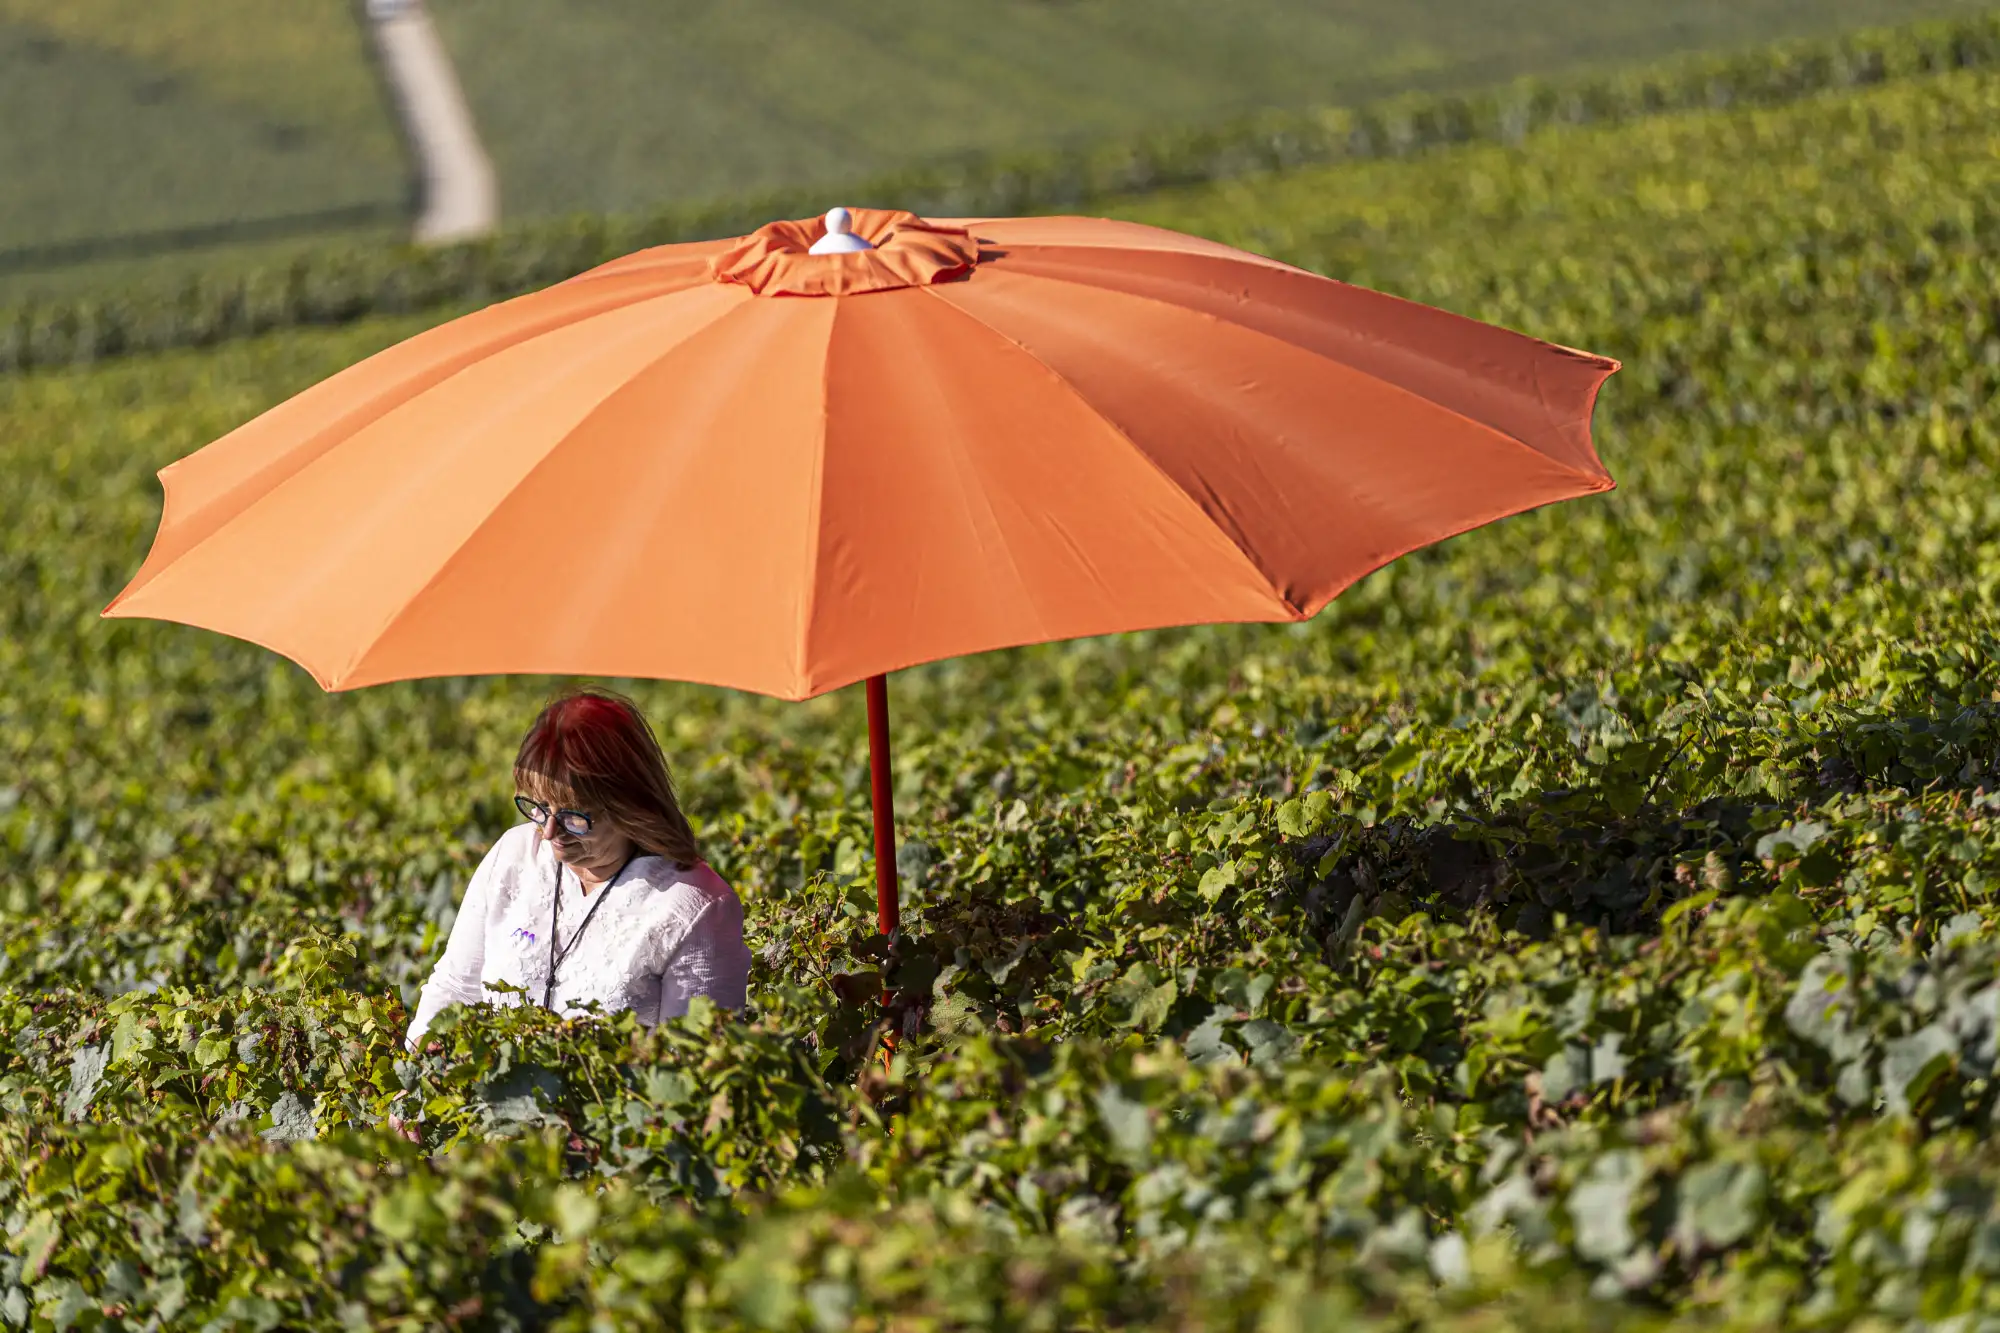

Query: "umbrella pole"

xmin=866 ymin=673 xmax=899 ymax=937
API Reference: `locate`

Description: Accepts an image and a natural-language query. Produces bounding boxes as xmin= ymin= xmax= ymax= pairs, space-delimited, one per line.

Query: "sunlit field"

xmin=3 ymin=28 xmax=1999 ymax=1330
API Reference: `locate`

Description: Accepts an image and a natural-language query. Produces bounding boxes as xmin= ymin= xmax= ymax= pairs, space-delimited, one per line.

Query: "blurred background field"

xmin=0 ymin=0 xmax=406 ymax=276
xmin=1 ymin=0 xmax=1992 ymax=304
xmin=424 ymin=0 xmax=1996 ymax=220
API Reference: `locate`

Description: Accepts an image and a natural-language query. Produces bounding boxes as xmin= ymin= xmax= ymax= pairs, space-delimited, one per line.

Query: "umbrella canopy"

xmin=106 ymin=207 xmax=1620 ymax=932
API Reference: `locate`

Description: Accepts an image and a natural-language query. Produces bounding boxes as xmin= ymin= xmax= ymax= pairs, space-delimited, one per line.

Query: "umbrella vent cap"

xmin=712 ymin=209 xmax=975 ymax=295
xmin=808 ymin=208 xmax=877 ymax=254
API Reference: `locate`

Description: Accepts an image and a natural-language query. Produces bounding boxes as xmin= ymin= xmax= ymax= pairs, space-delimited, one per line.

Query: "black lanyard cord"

xmin=542 ymin=854 xmax=633 ymax=1011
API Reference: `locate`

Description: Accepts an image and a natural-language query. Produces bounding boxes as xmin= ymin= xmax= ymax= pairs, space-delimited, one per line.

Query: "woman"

xmin=404 ymin=688 xmax=753 ymax=1052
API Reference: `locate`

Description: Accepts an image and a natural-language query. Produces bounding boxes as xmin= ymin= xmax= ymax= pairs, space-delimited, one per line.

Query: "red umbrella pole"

xmin=866 ymin=673 xmax=899 ymax=937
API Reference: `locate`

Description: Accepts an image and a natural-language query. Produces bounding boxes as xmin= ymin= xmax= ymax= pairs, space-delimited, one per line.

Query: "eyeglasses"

xmin=515 ymin=795 xmax=595 ymax=837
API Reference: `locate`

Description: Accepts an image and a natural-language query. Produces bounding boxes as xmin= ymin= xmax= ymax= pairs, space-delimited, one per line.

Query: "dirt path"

xmin=364 ymin=0 xmax=497 ymax=243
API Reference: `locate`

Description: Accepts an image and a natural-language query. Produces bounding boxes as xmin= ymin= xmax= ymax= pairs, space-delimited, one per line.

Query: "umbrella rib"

xmin=330 ymin=292 xmax=757 ymax=689
xmin=109 ymin=275 xmax=724 ymax=618
xmin=913 ymin=285 xmax=1305 ymax=618
xmin=926 ymin=382 xmax=1052 ymax=650
xmin=981 ymin=255 xmax=1617 ymax=489
xmin=956 ymin=217 xmax=1308 ymax=275
xmin=562 ymin=252 xmax=725 ymax=288
xmin=795 ymin=304 xmax=834 ymax=700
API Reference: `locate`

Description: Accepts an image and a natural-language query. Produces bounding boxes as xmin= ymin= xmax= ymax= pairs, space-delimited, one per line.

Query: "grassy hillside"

xmin=4 ymin=37 xmax=2000 ymax=1330
xmin=432 ymin=0 xmax=1996 ymax=220
xmin=0 ymin=0 xmax=406 ymax=273
xmin=9 ymin=8 xmax=1995 ymax=349
xmin=4 ymin=0 xmax=1982 ymax=298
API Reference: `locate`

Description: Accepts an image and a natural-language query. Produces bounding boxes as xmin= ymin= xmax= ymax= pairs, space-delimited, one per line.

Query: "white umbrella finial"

xmin=808 ymin=207 xmax=876 ymax=254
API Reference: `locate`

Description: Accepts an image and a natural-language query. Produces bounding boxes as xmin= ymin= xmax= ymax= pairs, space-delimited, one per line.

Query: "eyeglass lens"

xmin=515 ymin=795 xmax=592 ymax=836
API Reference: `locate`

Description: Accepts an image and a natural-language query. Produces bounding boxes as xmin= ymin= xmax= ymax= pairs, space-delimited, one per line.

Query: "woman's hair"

xmin=513 ymin=688 xmax=701 ymax=866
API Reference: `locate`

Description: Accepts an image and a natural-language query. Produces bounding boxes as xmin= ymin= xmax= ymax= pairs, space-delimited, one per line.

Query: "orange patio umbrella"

xmin=105 ymin=207 xmax=1619 ymax=936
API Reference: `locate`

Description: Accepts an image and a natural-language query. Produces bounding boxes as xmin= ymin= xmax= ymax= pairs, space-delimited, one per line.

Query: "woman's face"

xmin=515 ymin=790 xmax=633 ymax=877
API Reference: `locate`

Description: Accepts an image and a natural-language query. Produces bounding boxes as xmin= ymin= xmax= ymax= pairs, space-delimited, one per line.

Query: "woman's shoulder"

xmin=487 ymin=821 xmax=545 ymax=864
xmin=627 ymin=856 xmax=737 ymax=913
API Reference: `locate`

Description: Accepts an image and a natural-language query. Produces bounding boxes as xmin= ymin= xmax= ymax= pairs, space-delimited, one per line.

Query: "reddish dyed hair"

xmin=513 ymin=688 xmax=700 ymax=866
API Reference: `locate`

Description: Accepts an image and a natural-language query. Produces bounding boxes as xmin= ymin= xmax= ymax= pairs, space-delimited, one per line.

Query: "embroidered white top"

xmin=405 ymin=822 xmax=753 ymax=1051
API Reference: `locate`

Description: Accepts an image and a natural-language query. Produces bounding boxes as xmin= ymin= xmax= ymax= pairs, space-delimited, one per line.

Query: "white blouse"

xmin=405 ymin=822 xmax=753 ymax=1050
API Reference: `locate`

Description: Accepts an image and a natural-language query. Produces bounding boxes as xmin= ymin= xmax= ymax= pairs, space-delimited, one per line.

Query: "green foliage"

xmin=430 ymin=0 xmax=1991 ymax=224
xmin=0 ymin=1 xmax=405 ymax=270
xmin=8 ymin=22 xmax=2000 ymax=1330
xmin=7 ymin=9 xmax=2000 ymax=372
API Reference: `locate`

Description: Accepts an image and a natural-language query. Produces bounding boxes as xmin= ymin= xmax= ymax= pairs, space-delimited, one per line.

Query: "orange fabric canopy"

xmin=105 ymin=209 xmax=1619 ymax=700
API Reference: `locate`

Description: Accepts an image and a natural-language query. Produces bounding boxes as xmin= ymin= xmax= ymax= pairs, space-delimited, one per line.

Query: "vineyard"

xmin=11 ymin=10 xmax=2000 ymax=370
xmin=425 ymin=0 xmax=1988 ymax=223
xmin=4 ymin=13 xmax=2000 ymax=1331
xmin=0 ymin=0 xmax=404 ymax=282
